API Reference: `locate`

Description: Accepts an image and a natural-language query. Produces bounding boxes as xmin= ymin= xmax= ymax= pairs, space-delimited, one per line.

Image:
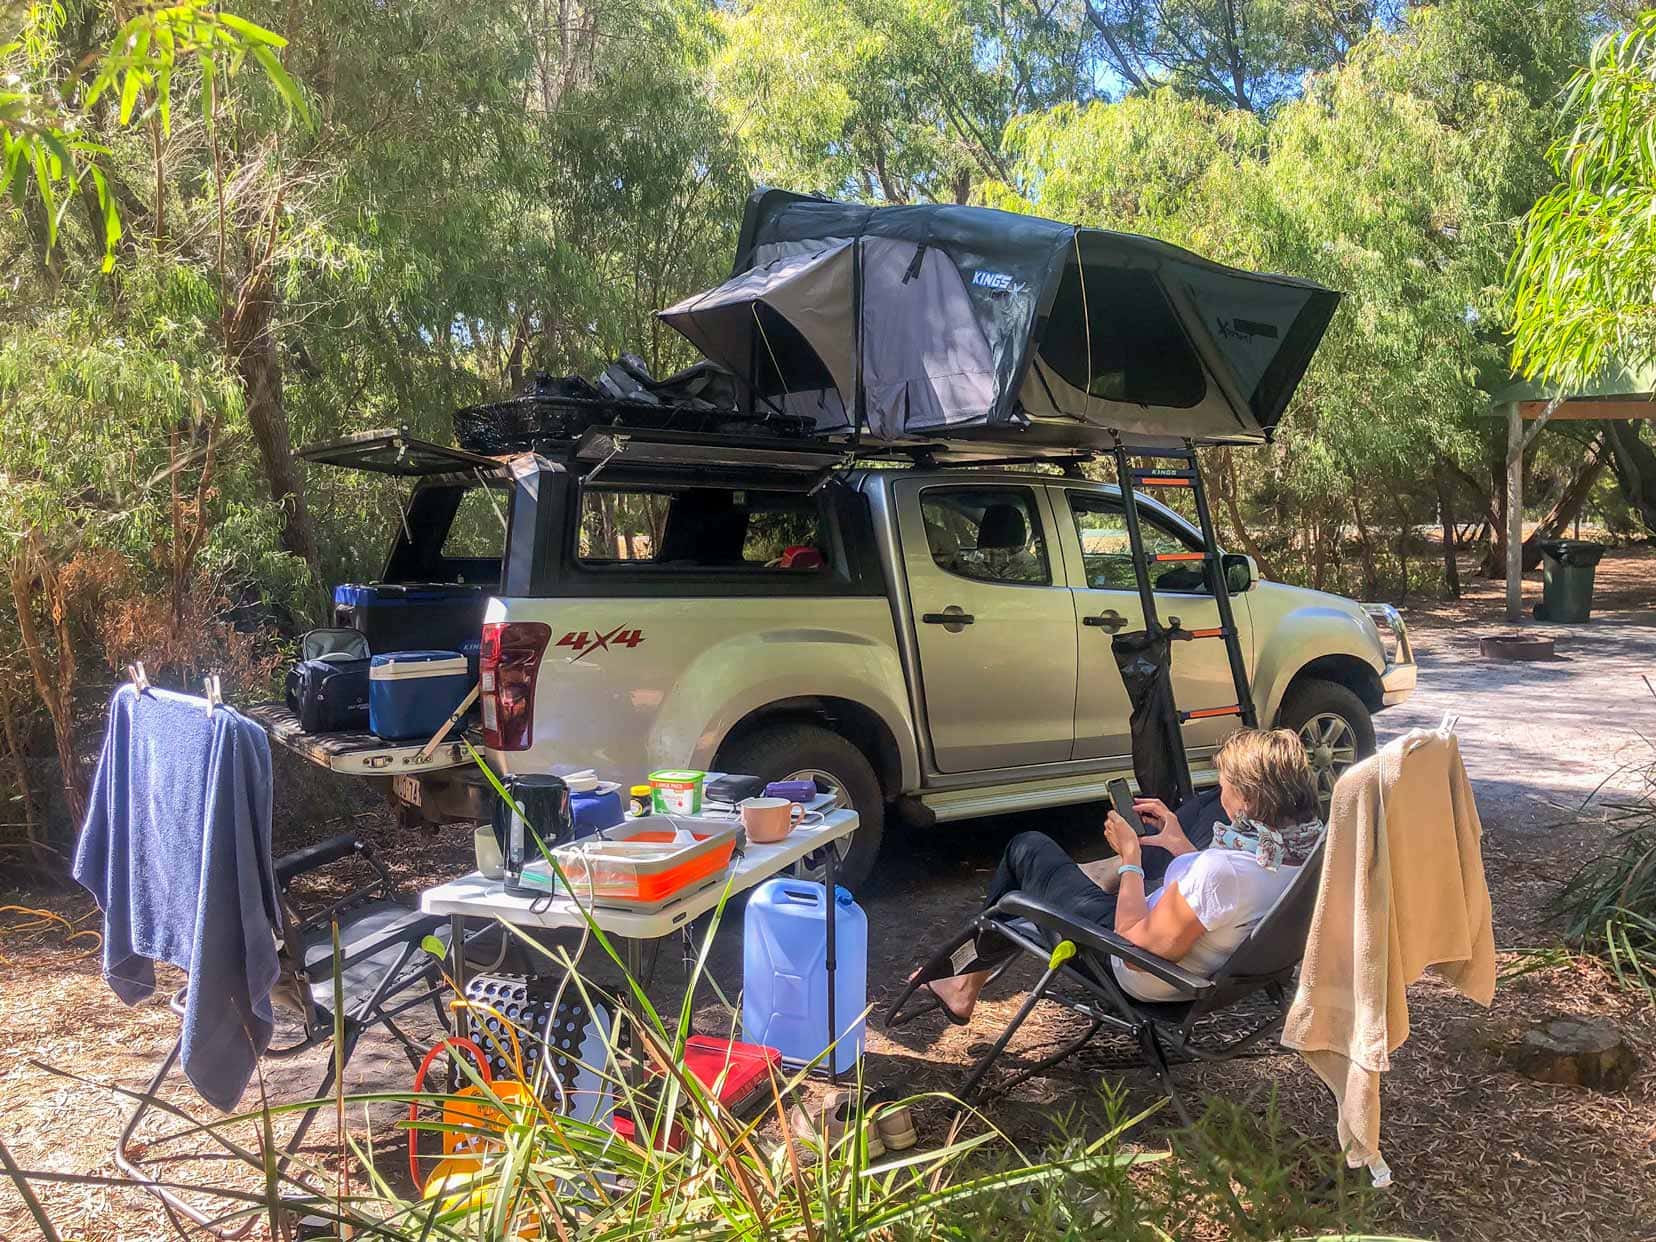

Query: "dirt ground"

xmin=3 ymin=549 xmax=1655 ymax=1240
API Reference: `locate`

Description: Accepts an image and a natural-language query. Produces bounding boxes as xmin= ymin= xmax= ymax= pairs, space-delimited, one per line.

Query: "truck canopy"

xmin=658 ymin=189 xmax=1340 ymax=448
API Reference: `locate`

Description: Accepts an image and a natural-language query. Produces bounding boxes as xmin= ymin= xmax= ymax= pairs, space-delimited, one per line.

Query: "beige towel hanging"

xmin=1282 ymin=728 xmax=1495 ymax=1181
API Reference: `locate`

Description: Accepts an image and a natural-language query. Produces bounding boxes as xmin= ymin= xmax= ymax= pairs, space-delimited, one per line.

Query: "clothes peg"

xmin=203 ymin=674 xmax=223 ymax=717
xmin=127 ymin=662 xmax=151 ymax=695
xmin=1438 ymin=712 xmax=1459 ymax=736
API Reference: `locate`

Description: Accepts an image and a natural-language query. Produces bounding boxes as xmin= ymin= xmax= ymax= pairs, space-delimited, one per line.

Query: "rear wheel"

xmin=716 ymin=722 xmax=886 ymax=892
xmin=1275 ymin=678 xmax=1376 ymax=816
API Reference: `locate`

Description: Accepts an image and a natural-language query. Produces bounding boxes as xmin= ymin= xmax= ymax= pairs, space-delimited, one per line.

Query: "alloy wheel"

xmin=1298 ymin=711 xmax=1358 ymax=815
xmin=784 ymin=765 xmax=855 ymax=883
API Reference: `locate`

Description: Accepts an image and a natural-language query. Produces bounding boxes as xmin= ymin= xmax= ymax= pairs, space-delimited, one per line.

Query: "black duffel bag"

xmin=285 ymin=656 xmax=371 ymax=733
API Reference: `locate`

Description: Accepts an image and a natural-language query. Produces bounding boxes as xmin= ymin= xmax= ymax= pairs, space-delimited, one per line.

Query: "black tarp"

xmin=658 ymin=189 xmax=1341 ymax=449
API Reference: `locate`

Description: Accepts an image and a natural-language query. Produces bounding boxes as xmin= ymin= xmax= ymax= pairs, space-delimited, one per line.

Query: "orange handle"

xmin=409 ymin=1037 xmax=490 ymax=1190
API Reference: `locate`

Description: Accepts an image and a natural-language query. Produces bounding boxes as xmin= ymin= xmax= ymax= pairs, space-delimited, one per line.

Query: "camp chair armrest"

xmin=990 ymin=893 xmax=1213 ymax=994
xmin=275 ymin=833 xmax=363 ymax=886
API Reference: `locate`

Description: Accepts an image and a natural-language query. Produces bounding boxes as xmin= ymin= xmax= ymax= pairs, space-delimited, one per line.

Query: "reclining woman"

xmin=921 ymin=728 xmax=1325 ymax=1018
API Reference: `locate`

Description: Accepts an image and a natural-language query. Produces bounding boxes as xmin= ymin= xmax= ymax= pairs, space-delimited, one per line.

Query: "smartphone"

xmin=1107 ymin=779 xmax=1152 ymax=836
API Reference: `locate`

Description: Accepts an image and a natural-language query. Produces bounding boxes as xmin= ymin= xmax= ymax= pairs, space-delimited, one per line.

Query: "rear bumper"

xmin=1380 ymin=660 xmax=1417 ymax=706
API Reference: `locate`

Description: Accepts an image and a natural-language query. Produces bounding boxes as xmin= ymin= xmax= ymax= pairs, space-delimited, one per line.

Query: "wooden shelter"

xmin=1488 ymin=365 xmax=1656 ymax=621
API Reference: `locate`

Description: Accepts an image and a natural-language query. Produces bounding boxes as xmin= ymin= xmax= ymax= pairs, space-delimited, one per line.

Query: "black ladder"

xmin=1112 ymin=440 xmax=1258 ymax=801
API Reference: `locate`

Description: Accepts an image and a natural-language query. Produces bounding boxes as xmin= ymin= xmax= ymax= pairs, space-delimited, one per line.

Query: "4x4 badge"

xmin=557 ymin=625 xmax=644 ymax=662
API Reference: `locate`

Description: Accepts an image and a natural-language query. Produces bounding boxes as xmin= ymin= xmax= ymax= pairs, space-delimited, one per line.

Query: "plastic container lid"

xmin=564 ymin=769 xmax=599 ymax=793
xmin=368 ymin=650 xmax=468 ymax=680
xmin=630 ymin=785 xmax=654 ymax=797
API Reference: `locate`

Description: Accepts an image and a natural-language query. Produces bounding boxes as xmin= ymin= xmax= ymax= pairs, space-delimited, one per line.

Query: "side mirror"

xmin=1223 ymin=552 xmax=1256 ymax=593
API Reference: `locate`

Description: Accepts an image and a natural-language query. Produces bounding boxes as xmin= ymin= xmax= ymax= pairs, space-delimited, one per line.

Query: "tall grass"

xmin=1553 ymin=695 xmax=1656 ymax=1006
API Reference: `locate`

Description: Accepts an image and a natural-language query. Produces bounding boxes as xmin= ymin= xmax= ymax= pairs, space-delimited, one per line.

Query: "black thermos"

xmin=493 ymin=773 xmax=573 ymax=880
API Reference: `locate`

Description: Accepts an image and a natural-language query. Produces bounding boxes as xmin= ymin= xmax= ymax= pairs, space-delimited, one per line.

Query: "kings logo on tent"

xmin=969 ymin=270 xmax=1015 ymax=292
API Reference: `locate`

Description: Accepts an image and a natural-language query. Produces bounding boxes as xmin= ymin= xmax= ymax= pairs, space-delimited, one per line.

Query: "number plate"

xmin=393 ymin=774 xmax=422 ymax=808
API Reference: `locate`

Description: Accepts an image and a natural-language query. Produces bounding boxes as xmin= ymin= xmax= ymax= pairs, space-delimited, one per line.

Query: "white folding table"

xmin=419 ymin=800 xmax=860 ymax=1077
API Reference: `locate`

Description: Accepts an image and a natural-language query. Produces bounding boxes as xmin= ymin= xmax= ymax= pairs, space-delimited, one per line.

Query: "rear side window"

xmin=576 ymin=486 xmax=830 ymax=572
xmin=442 ymin=486 xmax=510 ymax=559
xmin=920 ymin=487 xmax=1051 ymax=586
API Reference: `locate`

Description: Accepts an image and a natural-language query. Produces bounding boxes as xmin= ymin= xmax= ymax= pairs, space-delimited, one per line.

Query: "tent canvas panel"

xmin=660 ymin=189 xmax=1341 ymax=450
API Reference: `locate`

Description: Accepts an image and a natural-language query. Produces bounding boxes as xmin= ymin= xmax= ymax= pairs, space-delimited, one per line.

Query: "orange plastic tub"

xmin=550 ymin=818 xmax=739 ymax=909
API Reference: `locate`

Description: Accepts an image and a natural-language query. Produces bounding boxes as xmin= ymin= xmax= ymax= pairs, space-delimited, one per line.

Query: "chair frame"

xmin=886 ymin=846 xmax=1323 ymax=1126
xmin=114 ymin=832 xmax=462 ymax=1238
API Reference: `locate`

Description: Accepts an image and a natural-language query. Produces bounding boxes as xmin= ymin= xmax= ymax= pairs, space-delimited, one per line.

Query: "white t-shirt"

xmin=1113 ymin=848 xmax=1303 ymax=1002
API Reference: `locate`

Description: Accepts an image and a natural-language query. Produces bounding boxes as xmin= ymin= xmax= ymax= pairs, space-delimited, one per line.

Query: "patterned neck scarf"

xmin=1210 ymin=814 xmax=1324 ymax=871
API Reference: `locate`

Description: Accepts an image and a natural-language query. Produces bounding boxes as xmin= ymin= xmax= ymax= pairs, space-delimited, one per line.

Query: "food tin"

xmin=648 ymin=769 xmax=706 ymax=816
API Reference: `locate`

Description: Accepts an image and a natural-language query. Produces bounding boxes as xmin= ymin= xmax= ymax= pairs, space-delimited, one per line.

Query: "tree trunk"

xmin=1521 ymin=436 xmax=1608 ymax=569
xmin=1349 ymin=489 xmax=1379 ymax=595
xmin=226 ymin=276 xmax=320 ymax=580
xmin=1436 ymin=466 xmax=1461 ymax=598
xmin=0 ymin=672 xmax=44 ymax=863
xmin=1209 ymin=449 xmax=1277 ymax=579
xmin=1604 ymin=419 xmax=1656 ymax=535
xmin=9 ymin=539 xmax=86 ymax=827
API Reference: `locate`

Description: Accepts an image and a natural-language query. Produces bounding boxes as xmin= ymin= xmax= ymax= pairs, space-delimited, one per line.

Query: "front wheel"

xmin=1275 ymin=678 xmax=1376 ymax=816
xmin=715 ymin=722 xmax=886 ymax=893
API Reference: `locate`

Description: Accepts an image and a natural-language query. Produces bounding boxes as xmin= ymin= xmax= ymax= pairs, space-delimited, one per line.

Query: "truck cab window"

xmin=920 ymin=488 xmax=1050 ymax=585
xmin=1068 ymin=494 xmax=1211 ymax=594
xmin=577 ymin=486 xmax=828 ymax=571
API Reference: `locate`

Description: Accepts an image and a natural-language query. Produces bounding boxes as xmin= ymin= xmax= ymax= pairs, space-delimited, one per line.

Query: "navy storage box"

xmin=333 ymin=583 xmax=487 ymax=653
xmin=369 ymin=650 xmax=471 ymax=741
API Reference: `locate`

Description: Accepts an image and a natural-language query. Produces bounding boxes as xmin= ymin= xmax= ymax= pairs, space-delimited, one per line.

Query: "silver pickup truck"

xmin=257 ymin=432 xmax=1415 ymax=889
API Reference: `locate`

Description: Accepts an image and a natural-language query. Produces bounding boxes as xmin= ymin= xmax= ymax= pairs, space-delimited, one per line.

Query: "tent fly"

xmin=658 ymin=189 xmax=1340 ymax=450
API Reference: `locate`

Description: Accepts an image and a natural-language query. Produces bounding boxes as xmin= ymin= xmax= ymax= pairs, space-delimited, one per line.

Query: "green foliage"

xmin=711 ymin=0 xmax=1092 ymax=202
xmin=1508 ymin=12 xmax=1656 ymax=388
xmin=986 ymin=0 xmax=1595 ymax=595
xmin=1553 ymin=714 xmax=1656 ymax=1007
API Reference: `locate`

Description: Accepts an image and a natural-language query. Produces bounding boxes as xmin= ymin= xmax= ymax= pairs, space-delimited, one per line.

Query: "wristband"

xmin=1117 ymin=863 xmax=1145 ymax=881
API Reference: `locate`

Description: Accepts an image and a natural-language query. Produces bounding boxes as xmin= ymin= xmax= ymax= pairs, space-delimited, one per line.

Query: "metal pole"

xmin=824 ymin=847 xmax=839 ymax=1085
xmin=1505 ymin=402 xmax=1524 ymax=623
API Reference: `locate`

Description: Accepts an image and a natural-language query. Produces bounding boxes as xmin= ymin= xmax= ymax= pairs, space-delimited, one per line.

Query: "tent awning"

xmin=658 ymin=189 xmax=1341 ymax=448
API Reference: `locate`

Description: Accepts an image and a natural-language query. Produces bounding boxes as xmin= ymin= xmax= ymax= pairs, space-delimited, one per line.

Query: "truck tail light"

xmin=479 ymin=621 xmax=551 ymax=751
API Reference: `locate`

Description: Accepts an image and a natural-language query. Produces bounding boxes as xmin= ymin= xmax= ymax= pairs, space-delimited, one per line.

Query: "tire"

xmin=1275 ymin=678 xmax=1376 ymax=816
xmin=716 ymin=722 xmax=886 ymax=892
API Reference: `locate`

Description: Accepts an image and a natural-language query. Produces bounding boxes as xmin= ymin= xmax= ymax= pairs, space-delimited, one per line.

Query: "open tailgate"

xmin=245 ymin=701 xmax=471 ymax=776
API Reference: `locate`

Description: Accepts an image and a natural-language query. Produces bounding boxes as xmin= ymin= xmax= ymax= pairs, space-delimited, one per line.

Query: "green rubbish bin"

xmin=1536 ymin=539 xmax=1605 ymax=623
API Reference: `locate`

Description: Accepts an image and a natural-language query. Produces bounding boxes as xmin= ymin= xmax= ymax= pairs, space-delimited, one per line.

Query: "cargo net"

xmin=453 ymin=360 xmax=815 ymax=456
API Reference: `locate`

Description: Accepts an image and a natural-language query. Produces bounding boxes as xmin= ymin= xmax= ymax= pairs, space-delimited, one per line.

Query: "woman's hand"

xmin=1104 ymin=811 xmax=1142 ymax=866
xmin=1134 ymin=797 xmax=1197 ymax=857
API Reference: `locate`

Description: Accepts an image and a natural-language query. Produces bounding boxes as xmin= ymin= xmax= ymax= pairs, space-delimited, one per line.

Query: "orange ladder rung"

xmin=1180 ymin=705 xmax=1244 ymax=721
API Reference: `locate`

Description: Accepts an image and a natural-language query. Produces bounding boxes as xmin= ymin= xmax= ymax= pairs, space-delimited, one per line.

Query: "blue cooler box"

xmin=369 ymin=650 xmax=471 ymax=741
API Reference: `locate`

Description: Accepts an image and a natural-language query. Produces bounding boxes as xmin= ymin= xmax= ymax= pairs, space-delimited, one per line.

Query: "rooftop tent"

xmin=659 ymin=188 xmax=1340 ymax=447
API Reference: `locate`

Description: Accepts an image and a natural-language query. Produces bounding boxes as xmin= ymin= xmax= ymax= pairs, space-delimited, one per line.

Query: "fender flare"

xmin=1252 ymin=607 xmax=1385 ymax=725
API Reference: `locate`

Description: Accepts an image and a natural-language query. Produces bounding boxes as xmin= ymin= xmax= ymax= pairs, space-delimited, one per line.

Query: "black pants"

xmin=971 ymin=788 xmax=1223 ymax=968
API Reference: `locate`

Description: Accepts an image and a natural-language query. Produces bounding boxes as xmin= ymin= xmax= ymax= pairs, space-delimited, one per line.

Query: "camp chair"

xmin=115 ymin=831 xmax=485 ymax=1237
xmin=886 ymin=840 xmax=1325 ymax=1125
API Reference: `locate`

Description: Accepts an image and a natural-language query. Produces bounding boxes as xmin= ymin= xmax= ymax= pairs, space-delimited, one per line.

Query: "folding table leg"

xmin=824 ymin=846 xmax=838 ymax=1085
xmin=449 ymin=914 xmax=469 ymax=995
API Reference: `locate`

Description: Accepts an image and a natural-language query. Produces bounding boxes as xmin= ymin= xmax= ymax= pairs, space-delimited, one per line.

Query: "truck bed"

xmin=245 ymin=701 xmax=471 ymax=776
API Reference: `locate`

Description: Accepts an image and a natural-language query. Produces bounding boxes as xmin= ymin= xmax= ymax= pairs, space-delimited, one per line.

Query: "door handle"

xmin=921 ymin=607 xmax=975 ymax=631
xmin=1083 ymin=609 xmax=1127 ymax=631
